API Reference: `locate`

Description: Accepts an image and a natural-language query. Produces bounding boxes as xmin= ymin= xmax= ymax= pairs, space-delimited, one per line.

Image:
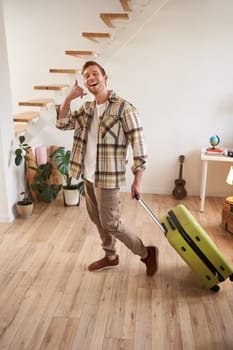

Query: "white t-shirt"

xmin=84 ymin=102 xmax=106 ymax=182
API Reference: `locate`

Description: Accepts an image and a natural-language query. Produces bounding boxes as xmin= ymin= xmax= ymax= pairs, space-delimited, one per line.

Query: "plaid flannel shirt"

xmin=56 ymin=90 xmax=147 ymax=189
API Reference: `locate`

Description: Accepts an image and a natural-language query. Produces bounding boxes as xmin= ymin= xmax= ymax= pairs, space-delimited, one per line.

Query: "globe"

xmin=209 ymin=135 xmax=220 ymax=148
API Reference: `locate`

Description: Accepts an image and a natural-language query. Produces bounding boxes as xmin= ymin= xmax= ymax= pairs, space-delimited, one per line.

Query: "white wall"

xmin=3 ymin=0 xmax=233 ymax=207
xmin=0 ymin=0 xmax=16 ymax=222
xmin=107 ymin=0 xmax=233 ymax=196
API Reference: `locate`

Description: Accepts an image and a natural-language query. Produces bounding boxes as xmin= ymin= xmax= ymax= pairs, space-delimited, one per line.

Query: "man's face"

xmin=83 ymin=65 xmax=107 ymax=95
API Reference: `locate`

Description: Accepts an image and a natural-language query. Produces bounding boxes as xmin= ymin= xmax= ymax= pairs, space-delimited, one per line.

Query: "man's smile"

xmin=89 ymin=82 xmax=98 ymax=87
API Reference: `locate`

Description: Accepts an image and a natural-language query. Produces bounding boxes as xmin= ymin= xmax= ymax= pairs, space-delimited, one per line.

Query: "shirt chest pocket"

xmin=100 ymin=115 xmax=124 ymax=142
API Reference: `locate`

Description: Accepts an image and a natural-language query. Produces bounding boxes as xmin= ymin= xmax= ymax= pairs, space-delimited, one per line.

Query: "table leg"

xmin=200 ymin=160 xmax=208 ymax=212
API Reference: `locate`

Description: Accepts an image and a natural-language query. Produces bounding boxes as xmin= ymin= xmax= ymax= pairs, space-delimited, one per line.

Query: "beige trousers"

xmin=84 ymin=180 xmax=148 ymax=258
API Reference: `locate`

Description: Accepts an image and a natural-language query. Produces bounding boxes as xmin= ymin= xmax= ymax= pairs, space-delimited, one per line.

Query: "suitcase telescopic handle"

xmin=135 ymin=196 xmax=167 ymax=235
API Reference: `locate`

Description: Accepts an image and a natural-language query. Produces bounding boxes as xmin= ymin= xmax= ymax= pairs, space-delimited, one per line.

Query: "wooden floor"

xmin=0 ymin=194 xmax=233 ymax=350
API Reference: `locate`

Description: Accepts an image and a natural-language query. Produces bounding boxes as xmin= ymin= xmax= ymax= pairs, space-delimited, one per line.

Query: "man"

xmin=56 ymin=61 xmax=158 ymax=275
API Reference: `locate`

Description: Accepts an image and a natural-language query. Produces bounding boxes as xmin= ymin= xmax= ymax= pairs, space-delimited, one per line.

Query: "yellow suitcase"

xmin=137 ymin=198 xmax=233 ymax=292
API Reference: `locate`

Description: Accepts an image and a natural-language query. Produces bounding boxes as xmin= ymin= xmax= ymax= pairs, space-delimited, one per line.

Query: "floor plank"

xmin=0 ymin=194 xmax=233 ymax=350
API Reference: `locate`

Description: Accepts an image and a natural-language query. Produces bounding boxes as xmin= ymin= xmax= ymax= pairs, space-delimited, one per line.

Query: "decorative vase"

xmin=63 ymin=188 xmax=80 ymax=206
xmin=16 ymin=202 xmax=34 ymax=218
xmin=35 ymin=146 xmax=48 ymax=165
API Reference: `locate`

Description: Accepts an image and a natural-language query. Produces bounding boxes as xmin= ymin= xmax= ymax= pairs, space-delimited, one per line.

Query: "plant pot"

xmin=16 ymin=201 xmax=34 ymax=218
xmin=63 ymin=187 xmax=80 ymax=206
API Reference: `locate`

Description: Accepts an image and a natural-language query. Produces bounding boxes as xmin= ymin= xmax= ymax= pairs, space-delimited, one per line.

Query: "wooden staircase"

xmin=65 ymin=50 xmax=98 ymax=58
xmin=49 ymin=68 xmax=80 ymax=74
xmin=18 ymin=98 xmax=54 ymax=107
xmin=120 ymin=0 xmax=132 ymax=12
xmin=14 ymin=99 xmax=54 ymax=135
xmin=99 ymin=13 xmax=130 ymax=28
xmin=14 ymin=123 xmax=28 ymax=136
xmin=13 ymin=111 xmax=40 ymax=135
xmin=82 ymin=32 xmax=113 ymax=43
xmin=13 ymin=111 xmax=40 ymax=123
xmin=13 ymin=0 xmax=152 ymax=138
xmin=33 ymin=84 xmax=69 ymax=91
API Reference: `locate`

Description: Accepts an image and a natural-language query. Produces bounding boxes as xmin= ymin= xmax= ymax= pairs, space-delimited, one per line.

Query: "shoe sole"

xmin=88 ymin=264 xmax=119 ymax=272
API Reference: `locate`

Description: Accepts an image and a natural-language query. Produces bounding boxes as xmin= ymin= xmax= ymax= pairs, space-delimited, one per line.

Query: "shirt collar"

xmin=83 ymin=90 xmax=120 ymax=115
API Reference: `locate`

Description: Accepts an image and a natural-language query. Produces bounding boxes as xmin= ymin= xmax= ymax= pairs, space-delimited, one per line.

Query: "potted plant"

xmin=30 ymin=162 xmax=62 ymax=203
xmin=15 ymin=136 xmax=62 ymax=207
xmin=51 ymin=147 xmax=85 ymax=206
xmin=14 ymin=135 xmax=34 ymax=217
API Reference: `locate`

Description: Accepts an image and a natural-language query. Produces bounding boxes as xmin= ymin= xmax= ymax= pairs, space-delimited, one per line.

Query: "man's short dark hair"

xmin=81 ymin=61 xmax=106 ymax=76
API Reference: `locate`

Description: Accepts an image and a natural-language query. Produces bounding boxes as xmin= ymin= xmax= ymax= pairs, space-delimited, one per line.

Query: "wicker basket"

xmin=222 ymin=196 xmax=233 ymax=234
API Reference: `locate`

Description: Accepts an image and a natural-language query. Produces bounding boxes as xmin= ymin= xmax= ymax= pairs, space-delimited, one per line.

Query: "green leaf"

xmin=77 ymin=181 xmax=85 ymax=196
xmin=19 ymin=135 xmax=25 ymax=144
xmin=15 ymin=154 xmax=23 ymax=166
xmin=52 ymin=148 xmax=70 ymax=176
xmin=40 ymin=184 xmax=61 ymax=202
xmin=15 ymin=149 xmax=22 ymax=156
xmin=31 ymin=182 xmax=62 ymax=203
xmin=37 ymin=163 xmax=52 ymax=181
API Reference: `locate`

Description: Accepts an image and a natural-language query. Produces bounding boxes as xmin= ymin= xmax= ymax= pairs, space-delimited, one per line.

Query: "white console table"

xmin=200 ymin=149 xmax=233 ymax=212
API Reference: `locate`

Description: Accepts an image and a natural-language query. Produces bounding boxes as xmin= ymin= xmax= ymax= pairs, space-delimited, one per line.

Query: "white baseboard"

xmin=0 ymin=214 xmax=15 ymax=223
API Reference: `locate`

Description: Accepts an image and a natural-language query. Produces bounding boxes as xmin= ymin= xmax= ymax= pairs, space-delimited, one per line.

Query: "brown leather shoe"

xmin=88 ymin=255 xmax=119 ymax=272
xmin=141 ymin=246 xmax=159 ymax=276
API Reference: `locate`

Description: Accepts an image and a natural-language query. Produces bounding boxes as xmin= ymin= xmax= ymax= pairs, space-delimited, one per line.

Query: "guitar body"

xmin=172 ymin=179 xmax=187 ymax=199
xmin=172 ymin=155 xmax=187 ymax=200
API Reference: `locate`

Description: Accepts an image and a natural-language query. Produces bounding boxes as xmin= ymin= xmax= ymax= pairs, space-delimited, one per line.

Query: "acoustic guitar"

xmin=172 ymin=155 xmax=187 ymax=200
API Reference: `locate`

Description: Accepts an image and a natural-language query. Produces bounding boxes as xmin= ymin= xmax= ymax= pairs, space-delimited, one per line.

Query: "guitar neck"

xmin=178 ymin=163 xmax=183 ymax=180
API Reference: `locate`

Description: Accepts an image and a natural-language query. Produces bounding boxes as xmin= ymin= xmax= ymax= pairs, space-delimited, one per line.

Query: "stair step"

xmin=82 ymin=32 xmax=113 ymax=43
xmin=34 ymin=84 xmax=69 ymax=91
xmin=120 ymin=0 xmax=132 ymax=11
xmin=14 ymin=123 xmax=27 ymax=135
xmin=49 ymin=68 xmax=80 ymax=74
xmin=18 ymin=98 xmax=54 ymax=107
xmin=65 ymin=50 xmax=98 ymax=58
xmin=100 ymin=13 xmax=130 ymax=28
xmin=13 ymin=111 xmax=40 ymax=122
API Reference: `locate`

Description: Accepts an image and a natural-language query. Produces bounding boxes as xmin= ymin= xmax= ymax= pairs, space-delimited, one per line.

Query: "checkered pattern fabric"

xmin=56 ymin=91 xmax=147 ymax=188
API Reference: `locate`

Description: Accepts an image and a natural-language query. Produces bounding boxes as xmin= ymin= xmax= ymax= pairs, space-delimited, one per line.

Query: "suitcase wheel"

xmin=210 ymin=285 xmax=220 ymax=293
xmin=230 ymin=273 xmax=233 ymax=281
